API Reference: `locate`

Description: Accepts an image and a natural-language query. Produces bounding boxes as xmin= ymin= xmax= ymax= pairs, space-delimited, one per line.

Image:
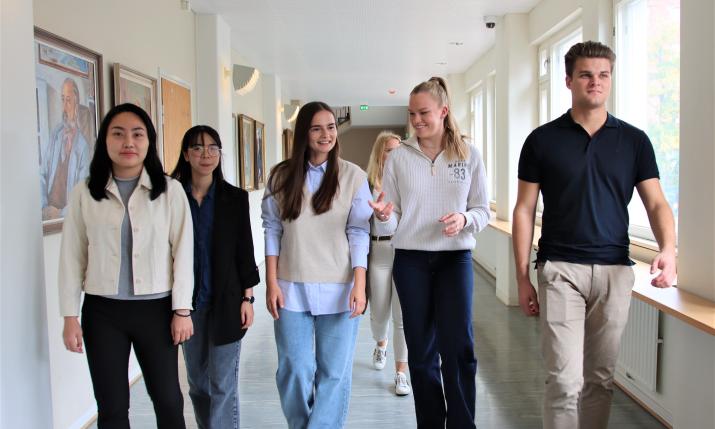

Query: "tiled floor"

xmin=89 ymin=263 xmax=665 ymax=428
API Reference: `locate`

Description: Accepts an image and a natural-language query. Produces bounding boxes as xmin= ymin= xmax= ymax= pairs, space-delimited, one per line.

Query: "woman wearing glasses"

xmin=171 ymin=125 xmax=260 ymax=429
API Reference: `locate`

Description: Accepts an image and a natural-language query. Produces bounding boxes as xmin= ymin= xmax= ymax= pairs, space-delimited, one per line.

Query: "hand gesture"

xmin=368 ymin=191 xmax=393 ymax=222
xmin=439 ymin=212 xmax=466 ymax=237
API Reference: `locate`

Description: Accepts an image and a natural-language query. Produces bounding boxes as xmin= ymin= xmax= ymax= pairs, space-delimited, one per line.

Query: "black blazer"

xmin=195 ymin=180 xmax=260 ymax=345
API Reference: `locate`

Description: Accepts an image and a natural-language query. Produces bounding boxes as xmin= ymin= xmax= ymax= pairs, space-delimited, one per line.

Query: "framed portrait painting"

xmin=237 ymin=114 xmax=255 ymax=191
xmin=113 ymin=63 xmax=158 ymax=128
xmin=254 ymin=121 xmax=266 ymax=189
xmin=34 ymin=27 xmax=103 ymax=234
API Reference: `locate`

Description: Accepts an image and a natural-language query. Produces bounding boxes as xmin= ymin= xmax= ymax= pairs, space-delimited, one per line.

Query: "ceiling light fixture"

xmin=449 ymin=42 xmax=464 ymax=46
xmin=283 ymin=100 xmax=300 ymax=122
xmin=232 ymin=64 xmax=260 ymax=95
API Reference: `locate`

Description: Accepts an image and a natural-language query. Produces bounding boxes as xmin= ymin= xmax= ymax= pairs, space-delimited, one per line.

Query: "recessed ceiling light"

xmin=449 ymin=42 xmax=464 ymax=46
xmin=435 ymin=62 xmax=447 ymax=65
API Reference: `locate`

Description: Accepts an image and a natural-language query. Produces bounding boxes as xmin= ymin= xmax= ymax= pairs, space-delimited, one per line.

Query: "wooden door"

xmin=160 ymin=78 xmax=191 ymax=173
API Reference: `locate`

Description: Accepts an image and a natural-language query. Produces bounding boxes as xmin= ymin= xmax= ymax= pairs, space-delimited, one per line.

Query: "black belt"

xmin=371 ymin=235 xmax=393 ymax=241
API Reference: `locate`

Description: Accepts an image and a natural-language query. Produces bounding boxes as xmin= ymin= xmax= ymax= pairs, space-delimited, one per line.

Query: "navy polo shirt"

xmin=518 ymin=110 xmax=659 ymax=265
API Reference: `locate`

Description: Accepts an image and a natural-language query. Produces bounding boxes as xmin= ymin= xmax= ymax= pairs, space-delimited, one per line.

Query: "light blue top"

xmin=261 ymin=160 xmax=372 ymax=315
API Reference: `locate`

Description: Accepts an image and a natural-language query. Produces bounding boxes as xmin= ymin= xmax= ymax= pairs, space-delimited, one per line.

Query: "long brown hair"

xmin=266 ymin=101 xmax=341 ymax=221
xmin=410 ymin=76 xmax=469 ymax=160
xmin=366 ymin=131 xmax=401 ymax=190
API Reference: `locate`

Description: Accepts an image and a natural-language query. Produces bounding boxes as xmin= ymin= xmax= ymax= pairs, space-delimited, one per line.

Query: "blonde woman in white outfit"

xmin=365 ymin=131 xmax=410 ymax=396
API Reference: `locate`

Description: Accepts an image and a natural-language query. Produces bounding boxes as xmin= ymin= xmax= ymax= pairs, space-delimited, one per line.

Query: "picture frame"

xmin=282 ymin=128 xmax=294 ymax=160
xmin=237 ymin=114 xmax=255 ymax=191
xmin=113 ymin=63 xmax=158 ymax=129
xmin=254 ymin=121 xmax=266 ymax=189
xmin=34 ymin=27 xmax=103 ymax=235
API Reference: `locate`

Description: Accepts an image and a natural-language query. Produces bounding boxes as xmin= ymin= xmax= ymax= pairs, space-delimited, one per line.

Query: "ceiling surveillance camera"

xmin=484 ymin=16 xmax=497 ymax=29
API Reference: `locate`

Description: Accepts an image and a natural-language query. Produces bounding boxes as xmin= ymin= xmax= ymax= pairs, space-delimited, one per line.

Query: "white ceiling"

xmin=191 ymin=0 xmax=540 ymax=106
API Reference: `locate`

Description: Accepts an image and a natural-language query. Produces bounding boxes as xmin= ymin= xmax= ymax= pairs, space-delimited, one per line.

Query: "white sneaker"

xmin=394 ymin=371 xmax=411 ymax=396
xmin=372 ymin=346 xmax=387 ymax=370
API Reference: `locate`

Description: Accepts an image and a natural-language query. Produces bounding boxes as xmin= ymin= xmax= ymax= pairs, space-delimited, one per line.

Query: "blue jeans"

xmin=183 ymin=306 xmax=242 ymax=429
xmin=274 ymin=309 xmax=360 ymax=429
xmin=393 ymin=249 xmax=477 ymax=429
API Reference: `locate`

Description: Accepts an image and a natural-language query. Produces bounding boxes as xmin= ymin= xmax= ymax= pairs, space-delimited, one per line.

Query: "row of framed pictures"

xmin=236 ymin=114 xmax=266 ymax=191
xmin=34 ymin=27 xmax=160 ymax=235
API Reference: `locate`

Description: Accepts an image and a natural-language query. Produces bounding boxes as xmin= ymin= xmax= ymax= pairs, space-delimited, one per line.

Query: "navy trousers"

xmin=393 ymin=249 xmax=477 ymax=429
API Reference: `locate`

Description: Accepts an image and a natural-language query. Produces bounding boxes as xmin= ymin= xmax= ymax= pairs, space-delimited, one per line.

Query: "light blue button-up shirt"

xmin=262 ymin=160 xmax=372 ymax=315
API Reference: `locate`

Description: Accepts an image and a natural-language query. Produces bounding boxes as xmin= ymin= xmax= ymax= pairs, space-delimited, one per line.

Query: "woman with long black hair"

xmin=171 ymin=125 xmax=259 ymax=428
xmin=59 ymin=103 xmax=193 ymax=428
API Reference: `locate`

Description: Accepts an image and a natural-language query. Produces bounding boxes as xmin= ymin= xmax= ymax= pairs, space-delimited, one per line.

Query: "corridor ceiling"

xmin=191 ymin=0 xmax=540 ymax=106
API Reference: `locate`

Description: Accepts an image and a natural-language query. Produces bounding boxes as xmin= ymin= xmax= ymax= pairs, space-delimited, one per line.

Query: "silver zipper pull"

xmin=431 ymin=164 xmax=436 ymax=176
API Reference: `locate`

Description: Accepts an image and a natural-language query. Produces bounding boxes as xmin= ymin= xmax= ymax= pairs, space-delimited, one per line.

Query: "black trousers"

xmin=82 ymin=295 xmax=185 ymax=429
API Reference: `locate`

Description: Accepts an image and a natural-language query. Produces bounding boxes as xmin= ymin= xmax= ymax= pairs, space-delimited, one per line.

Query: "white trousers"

xmin=368 ymin=240 xmax=408 ymax=363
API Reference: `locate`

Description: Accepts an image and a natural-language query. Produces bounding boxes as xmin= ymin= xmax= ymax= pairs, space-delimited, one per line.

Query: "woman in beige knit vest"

xmin=261 ymin=101 xmax=372 ymax=428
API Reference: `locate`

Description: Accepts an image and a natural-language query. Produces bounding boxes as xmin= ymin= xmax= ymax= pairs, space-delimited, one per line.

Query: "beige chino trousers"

xmin=537 ymin=260 xmax=635 ymax=429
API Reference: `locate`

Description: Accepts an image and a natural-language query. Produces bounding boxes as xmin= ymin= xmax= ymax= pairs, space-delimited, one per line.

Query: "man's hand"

xmin=518 ymin=279 xmax=540 ymax=317
xmin=650 ymin=249 xmax=676 ymax=288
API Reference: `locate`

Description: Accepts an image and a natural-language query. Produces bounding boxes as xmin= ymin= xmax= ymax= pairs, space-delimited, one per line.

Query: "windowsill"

xmin=484 ymin=212 xmax=715 ymax=336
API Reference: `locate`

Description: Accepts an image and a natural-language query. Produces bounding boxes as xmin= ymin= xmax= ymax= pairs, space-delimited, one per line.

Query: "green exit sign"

xmin=360 ymin=105 xmax=369 ymax=111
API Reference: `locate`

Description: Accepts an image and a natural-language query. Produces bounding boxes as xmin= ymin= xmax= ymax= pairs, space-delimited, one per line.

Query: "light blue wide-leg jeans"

xmin=274 ymin=309 xmax=360 ymax=429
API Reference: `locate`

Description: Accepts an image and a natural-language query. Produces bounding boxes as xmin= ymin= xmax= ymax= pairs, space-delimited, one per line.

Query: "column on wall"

xmin=196 ymin=14 xmax=235 ymax=184
xmin=262 ymin=74 xmax=283 ymax=170
xmin=670 ymin=2 xmax=715 ymax=427
xmin=1 ymin=0 xmax=55 ymax=426
xmin=492 ymin=14 xmax=537 ymax=305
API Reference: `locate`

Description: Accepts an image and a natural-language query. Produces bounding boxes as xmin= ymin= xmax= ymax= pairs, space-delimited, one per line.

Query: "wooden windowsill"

xmin=484 ymin=214 xmax=715 ymax=336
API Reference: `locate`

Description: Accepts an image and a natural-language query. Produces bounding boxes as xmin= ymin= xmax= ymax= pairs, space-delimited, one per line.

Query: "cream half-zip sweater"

xmin=380 ymin=136 xmax=490 ymax=251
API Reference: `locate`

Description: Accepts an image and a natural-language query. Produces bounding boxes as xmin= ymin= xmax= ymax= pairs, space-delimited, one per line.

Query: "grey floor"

xmin=90 ymin=263 xmax=665 ymax=428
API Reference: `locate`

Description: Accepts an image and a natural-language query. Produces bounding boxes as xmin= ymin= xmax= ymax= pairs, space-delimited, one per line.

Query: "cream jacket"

xmin=58 ymin=169 xmax=194 ymax=316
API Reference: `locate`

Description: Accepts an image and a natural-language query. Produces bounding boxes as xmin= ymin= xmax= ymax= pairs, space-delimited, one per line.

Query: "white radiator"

xmin=616 ymin=298 xmax=661 ymax=392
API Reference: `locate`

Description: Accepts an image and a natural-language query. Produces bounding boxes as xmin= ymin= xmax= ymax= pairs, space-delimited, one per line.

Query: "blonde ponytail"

xmin=410 ymin=77 xmax=469 ymax=161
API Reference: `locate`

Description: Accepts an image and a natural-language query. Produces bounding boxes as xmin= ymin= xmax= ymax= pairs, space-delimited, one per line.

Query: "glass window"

xmin=615 ymin=0 xmax=680 ymax=241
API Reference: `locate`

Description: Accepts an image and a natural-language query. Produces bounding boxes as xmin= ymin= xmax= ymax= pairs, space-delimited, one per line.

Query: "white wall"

xmin=1 ymin=0 xmax=54 ymax=427
xmin=32 ymin=0 xmax=197 ymax=426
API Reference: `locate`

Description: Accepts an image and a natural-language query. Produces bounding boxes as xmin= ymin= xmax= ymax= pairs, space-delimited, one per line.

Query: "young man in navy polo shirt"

xmin=512 ymin=41 xmax=677 ymax=429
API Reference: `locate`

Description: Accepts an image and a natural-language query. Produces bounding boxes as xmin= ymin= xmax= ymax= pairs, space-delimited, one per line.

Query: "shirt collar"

xmin=556 ymin=109 xmax=619 ymax=129
xmin=307 ymin=160 xmax=328 ymax=172
xmin=184 ymin=179 xmax=217 ymax=200
xmin=106 ymin=167 xmax=152 ymax=194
